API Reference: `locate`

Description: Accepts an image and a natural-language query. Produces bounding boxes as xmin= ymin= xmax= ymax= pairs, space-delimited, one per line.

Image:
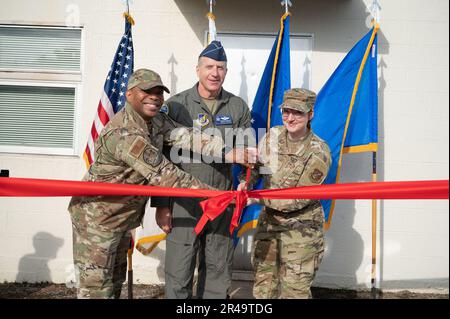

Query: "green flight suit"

xmin=152 ymin=84 xmax=254 ymax=299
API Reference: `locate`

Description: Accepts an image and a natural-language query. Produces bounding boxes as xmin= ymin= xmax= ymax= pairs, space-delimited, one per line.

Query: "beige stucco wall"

xmin=0 ymin=0 xmax=448 ymax=292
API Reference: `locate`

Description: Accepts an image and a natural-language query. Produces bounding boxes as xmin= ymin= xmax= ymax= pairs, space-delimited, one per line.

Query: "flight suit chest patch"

xmin=215 ymin=114 xmax=233 ymax=125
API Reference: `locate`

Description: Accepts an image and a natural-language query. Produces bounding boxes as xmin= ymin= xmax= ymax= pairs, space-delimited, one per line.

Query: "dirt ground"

xmin=0 ymin=281 xmax=447 ymax=299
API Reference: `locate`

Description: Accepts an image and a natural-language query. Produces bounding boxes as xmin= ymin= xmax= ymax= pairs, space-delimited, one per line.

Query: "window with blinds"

xmin=0 ymin=25 xmax=81 ymax=72
xmin=0 ymin=85 xmax=75 ymax=149
xmin=0 ymin=25 xmax=82 ymax=155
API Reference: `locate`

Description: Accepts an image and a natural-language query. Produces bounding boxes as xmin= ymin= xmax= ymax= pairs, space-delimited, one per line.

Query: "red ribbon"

xmin=195 ymin=191 xmax=239 ymax=235
xmin=0 ymin=177 xmax=220 ymax=198
xmin=194 ymin=190 xmax=249 ymax=235
xmin=195 ymin=167 xmax=251 ymax=235
xmin=1 ymin=177 xmax=448 ymax=235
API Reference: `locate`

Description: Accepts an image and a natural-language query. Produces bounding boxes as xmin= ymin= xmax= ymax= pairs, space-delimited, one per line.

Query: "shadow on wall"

xmin=168 ymin=53 xmax=178 ymax=96
xmin=142 ymin=245 xmax=166 ymax=282
xmin=302 ymin=55 xmax=311 ymax=90
xmin=319 ymin=200 xmax=364 ymax=295
xmin=313 ymin=150 xmax=375 ymax=290
xmin=173 ymin=0 xmax=388 ymax=55
xmin=16 ymin=232 xmax=64 ymax=283
xmin=239 ymin=53 xmax=249 ymax=104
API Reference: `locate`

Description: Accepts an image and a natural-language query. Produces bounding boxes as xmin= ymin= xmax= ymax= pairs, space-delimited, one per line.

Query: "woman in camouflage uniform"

xmin=239 ymin=88 xmax=331 ymax=299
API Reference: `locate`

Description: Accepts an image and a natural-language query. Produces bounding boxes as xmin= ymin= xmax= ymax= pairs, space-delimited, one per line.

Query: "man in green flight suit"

xmin=152 ymin=41 xmax=255 ymax=299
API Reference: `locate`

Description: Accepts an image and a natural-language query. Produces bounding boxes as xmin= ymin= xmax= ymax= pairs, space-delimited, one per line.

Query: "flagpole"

xmin=127 ymin=243 xmax=133 ymax=299
xmin=209 ymin=0 xmax=214 ymax=43
xmin=371 ymin=151 xmax=378 ymax=298
xmin=281 ymin=0 xmax=292 ymax=15
xmin=370 ymin=2 xmax=380 ymax=298
xmin=268 ymin=2 xmax=291 ymax=130
xmin=370 ymin=0 xmax=381 ymax=26
xmin=124 ymin=0 xmax=134 ymax=300
xmin=206 ymin=0 xmax=217 ymax=44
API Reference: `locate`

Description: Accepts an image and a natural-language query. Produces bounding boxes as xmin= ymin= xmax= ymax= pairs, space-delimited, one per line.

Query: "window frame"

xmin=0 ymin=24 xmax=84 ymax=156
xmin=0 ymin=24 xmax=83 ymax=75
xmin=0 ymin=80 xmax=82 ymax=156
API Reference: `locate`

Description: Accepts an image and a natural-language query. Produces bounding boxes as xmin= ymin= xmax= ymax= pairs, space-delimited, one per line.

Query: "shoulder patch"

xmin=129 ymin=137 xmax=147 ymax=158
xmin=142 ymin=146 xmax=163 ymax=167
xmin=195 ymin=113 xmax=210 ymax=127
xmin=309 ymin=168 xmax=324 ymax=184
xmin=160 ymin=104 xmax=169 ymax=114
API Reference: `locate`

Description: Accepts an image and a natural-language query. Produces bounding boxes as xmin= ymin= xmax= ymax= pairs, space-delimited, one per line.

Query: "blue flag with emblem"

xmin=311 ymin=26 xmax=379 ymax=229
xmin=233 ymin=13 xmax=291 ymax=245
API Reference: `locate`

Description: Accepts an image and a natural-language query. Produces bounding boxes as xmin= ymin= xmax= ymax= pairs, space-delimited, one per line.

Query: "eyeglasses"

xmin=281 ymin=109 xmax=308 ymax=119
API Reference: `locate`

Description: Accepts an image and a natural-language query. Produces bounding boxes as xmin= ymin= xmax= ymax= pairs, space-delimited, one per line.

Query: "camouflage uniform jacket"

xmin=244 ymin=126 xmax=331 ymax=233
xmin=68 ymin=102 xmax=224 ymax=233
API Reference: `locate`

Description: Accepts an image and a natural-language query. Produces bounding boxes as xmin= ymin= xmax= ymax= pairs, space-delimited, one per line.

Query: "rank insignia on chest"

xmin=159 ymin=104 xmax=169 ymax=114
xmin=196 ymin=113 xmax=210 ymax=127
xmin=215 ymin=114 xmax=233 ymax=125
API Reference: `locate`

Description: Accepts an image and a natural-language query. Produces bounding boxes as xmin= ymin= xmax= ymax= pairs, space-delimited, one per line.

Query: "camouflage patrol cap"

xmin=127 ymin=68 xmax=170 ymax=93
xmin=280 ymin=88 xmax=316 ymax=112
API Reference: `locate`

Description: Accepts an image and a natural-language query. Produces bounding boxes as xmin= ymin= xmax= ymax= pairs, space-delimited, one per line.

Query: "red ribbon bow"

xmin=194 ymin=168 xmax=251 ymax=236
xmin=194 ymin=190 xmax=249 ymax=236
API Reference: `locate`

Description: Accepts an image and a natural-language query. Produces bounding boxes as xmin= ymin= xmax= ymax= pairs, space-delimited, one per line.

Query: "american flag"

xmin=83 ymin=16 xmax=134 ymax=167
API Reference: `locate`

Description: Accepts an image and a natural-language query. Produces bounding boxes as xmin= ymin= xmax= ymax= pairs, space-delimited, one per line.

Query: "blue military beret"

xmin=199 ymin=40 xmax=227 ymax=62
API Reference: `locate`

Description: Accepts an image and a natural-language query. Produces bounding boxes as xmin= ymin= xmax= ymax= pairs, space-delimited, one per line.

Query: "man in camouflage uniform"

xmin=152 ymin=41 xmax=255 ymax=299
xmin=68 ymin=69 xmax=254 ymax=299
xmin=239 ymin=88 xmax=331 ymax=299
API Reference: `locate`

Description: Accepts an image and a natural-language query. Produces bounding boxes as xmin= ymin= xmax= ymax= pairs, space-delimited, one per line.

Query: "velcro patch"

xmin=129 ymin=137 xmax=147 ymax=158
xmin=215 ymin=114 xmax=233 ymax=125
xmin=309 ymin=168 xmax=324 ymax=183
xmin=142 ymin=146 xmax=163 ymax=167
xmin=160 ymin=104 xmax=169 ymax=114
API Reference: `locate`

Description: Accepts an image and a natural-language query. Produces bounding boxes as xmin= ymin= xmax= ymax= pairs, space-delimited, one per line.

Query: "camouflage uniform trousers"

xmin=252 ymin=225 xmax=324 ymax=299
xmin=72 ymin=223 xmax=132 ymax=299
